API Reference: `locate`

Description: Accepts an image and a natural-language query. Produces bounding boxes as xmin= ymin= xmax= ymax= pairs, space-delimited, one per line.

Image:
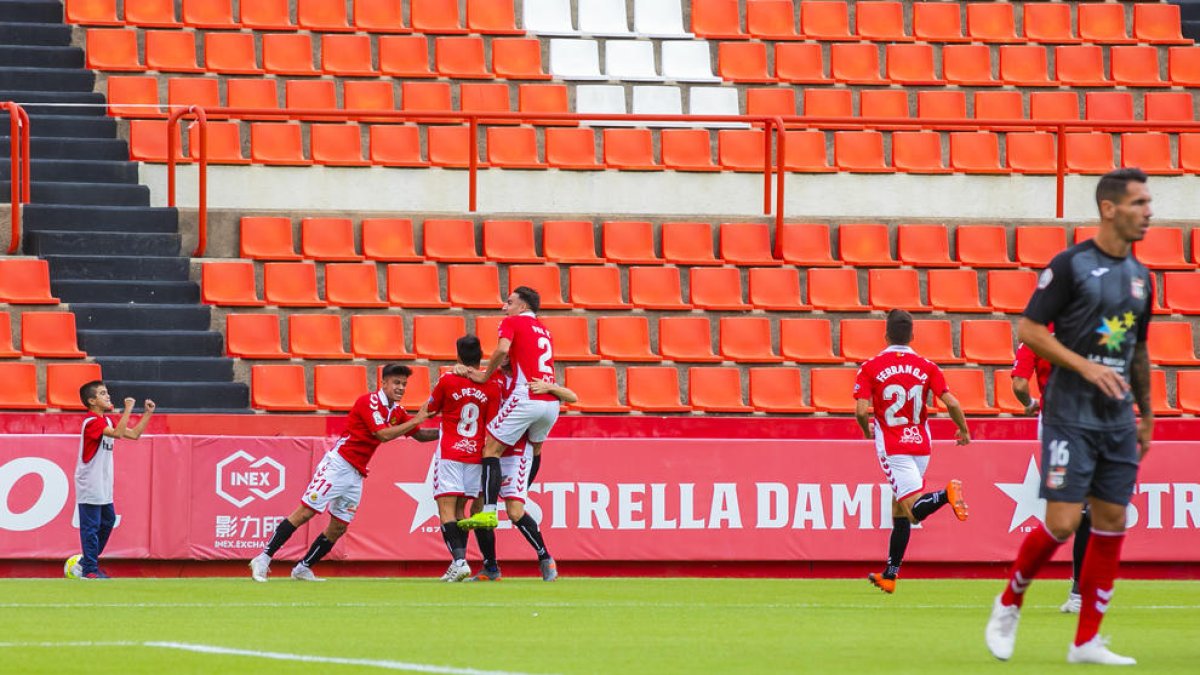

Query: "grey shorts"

xmin=1039 ymin=423 xmax=1139 ymax=506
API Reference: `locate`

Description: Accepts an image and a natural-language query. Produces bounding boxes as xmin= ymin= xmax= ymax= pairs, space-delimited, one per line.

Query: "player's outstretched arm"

xmin=854 ymin=399 xmax=873 ymax=440
xmin=1018 ymin=318 xmax=1128 ymax=400
xmin=374 ymin=409 xmax=432 ymax=442
xmin=103 ymin=398 xmax=136 ymax=439
xmin=1010 ymin=377 xmax=1039 ymax=416
xmin=530 ymin=379 xmax=578 ymax=403
xmin=939 ymin=393 xmax=971 ymax=446
xmin=471 ymin=338 xmax=511 ymax=384
xmin=1129 ymin=340 xmax=1154 ymax=459
xmin=123 ymin=400 xmax=156 ymax=439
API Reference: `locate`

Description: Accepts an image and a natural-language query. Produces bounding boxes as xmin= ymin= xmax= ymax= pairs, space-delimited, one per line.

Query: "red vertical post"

xmin=17 ymin=106 xmax=30 ymax=203
xmin=762 ymin=120 xmax=772 ymax=215
xmin=167 ymin=108 xmax=181 ymax=208
xmin=774 ymin=117 xmax=786 ymax=232
xmin=468 ymin=116 xmax=478 ymax=212
xmin=1056 ymin=124 xmax=1066 ymax=219
xmin=192 ymin=107 xmax=209 ymax=257
xmin=5 ymin=104 xmax=20 ymax=254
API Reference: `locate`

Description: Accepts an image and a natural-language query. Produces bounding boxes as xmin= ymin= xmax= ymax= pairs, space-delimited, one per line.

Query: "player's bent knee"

xmin=505 ymin=501 xmax=525 ymax=521
xmin=1088 ymin=499 xmax=1128 ymax=532
xmin=324 ymin=520 xmax=349 ymax=541
xmin=482 ymin=434 xmax=505 ymax=458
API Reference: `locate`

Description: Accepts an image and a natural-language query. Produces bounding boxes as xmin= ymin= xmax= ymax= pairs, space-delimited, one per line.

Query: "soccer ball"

xmin=64 ymin=554 xmax=83 ymax=579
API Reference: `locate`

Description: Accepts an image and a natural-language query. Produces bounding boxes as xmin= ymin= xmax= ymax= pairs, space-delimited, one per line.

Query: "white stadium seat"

xmin=634 ymin=0 xmax=692 ymax=38
xmin=550 ymin=39 xmax=605 ymax=80
xmin=576 ymin=85 xmax=628 ymax=125
xmin=632 ymin=85 xmax=685 ymax=126
xmin=605 ymin=40 xmax=663 ymax=81
xmin=523 ymin=0 xmax=578 ymax=35
xmin=661 ymin=41 xmax=721 ymax=82
xmin=579 ymin=0 xmax=634 ymax=37
xmin=689 ymin=86 xmax=746 ymax=127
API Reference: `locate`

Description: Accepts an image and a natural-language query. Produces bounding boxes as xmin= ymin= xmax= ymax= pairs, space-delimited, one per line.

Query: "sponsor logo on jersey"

xmin=1096 ymin=312 xmax=1137 ymax=353
xmin=900 ymin=426 xmax=923 ymax=444
xmin=1090 ymin=267 xmax=1110 ymax=278
xmin=452 ymin=438 xmax=478 ymax=454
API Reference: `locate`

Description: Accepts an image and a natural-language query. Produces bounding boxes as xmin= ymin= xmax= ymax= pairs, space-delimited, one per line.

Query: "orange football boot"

xmin=947 ymin=479 xmax=969 ymax=521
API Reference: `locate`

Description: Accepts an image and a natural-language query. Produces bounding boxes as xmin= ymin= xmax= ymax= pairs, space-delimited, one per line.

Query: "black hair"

xmin=512 ymin=285 xmax=540 ymax=313
xmin=1095 ymin=168 xmax=1149 ymax=209
xmin=380 ymin=364 xmax=413 ymax=380
xmin=79 ymin=380 xmax=105 ymax=408
xmin=885 ymin=309 xmax=914 ymax=346
xmin=456 ymin=335 xmax=483 ymax=367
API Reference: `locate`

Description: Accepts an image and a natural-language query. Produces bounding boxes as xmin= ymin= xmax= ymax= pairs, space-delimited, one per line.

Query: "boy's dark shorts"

xmin=1039 ymin=423 xmax=1139 ymax=506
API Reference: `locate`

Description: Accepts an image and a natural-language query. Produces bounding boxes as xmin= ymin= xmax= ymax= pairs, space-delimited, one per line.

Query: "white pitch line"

xmin=0 ymin=601 xmax=1196 ymax=610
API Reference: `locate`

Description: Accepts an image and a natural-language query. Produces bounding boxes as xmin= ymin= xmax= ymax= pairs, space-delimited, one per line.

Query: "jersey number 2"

xmin=883 ymin=384 xmax=924 ymax=427
xmin=457 ymin=403 xmax=479 ymax=438
xmin=536 ymin=337 xmax=554 ymax=375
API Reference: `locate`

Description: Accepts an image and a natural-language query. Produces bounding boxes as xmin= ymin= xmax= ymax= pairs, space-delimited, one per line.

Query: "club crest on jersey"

xmin=1131 ymin=277 xmax=1146 ymax=300
xmin=900 ymin=426 xmax=923 ymax=444
xmin=1037 ymin=267 xmax=1054 ymax=289
xmin=1046 ymin=467 xmax=1067 ymax=489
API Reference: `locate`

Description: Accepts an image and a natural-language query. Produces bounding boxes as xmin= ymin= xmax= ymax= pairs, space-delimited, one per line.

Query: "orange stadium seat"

xmin=927 ymin=269 xmax=989 ymax=313
xmin=411 ymin=0 xmax=467 ymax=33
xmin=1181 ymin=134 xmax=1200 ymax=172
xmin=987 ymin=270 xmax=1037 ymax=314
xmin=543 ymin=220 xmax=601 ymax=264
xmin=938 ymin=370 xmax=996 ymax=415
xmin=1056 ymin=46 xmax=1110 ymax=86
xmin=182 ymin=0 xmax=237 ymax=28
xmin=1111 ymin=46 xmax=1167 ymax=87
xmin=508 ymin=265 xmax=570 ymax=309
xmin=911 ymin=319 xmax=962 ymax=364
xmin=323 ymin=34 xmax=378 ymax=76
xmin=467 ymin=0 xmax=520 ymax=34
xmin=397 ymin=366 xmax=432 ymax=410
xmin=250 ymin=124 xmax=311 ymax=165
xmin=839 ymin=223 xmax=897 ymax=267
xmin=1023 ymin=3 xmax=1078 ymax=44
xmin=776 ymin=223 xmax=837 ymax=266
xmin=354 ymin=0 xmax=409 ymax=32
xmin=299 ymin=0 xmax=351 ymax=31
xmin=85 ymin=29 xmax=141 ymax=71
xmin=262 ymin=34 xmax=317 ymax=76
xmin=660 ymin=317 xmax=720 ymax=363
xmin=1179 ymin=372 xmax=1200 ymax=414
xmin=598 ymin=316 xmax=660 ymax=363
xmin=720 ymin=223 xmax=779 ymax=266
xmin=802 ymin=0 xmax=853 ymax=40
xmin=201 ymin=261 xmax=264 ymax=307
xmin=999 ymin=45 xmax=1056 ymax=87
xmin=311 ymin=125 xmax=369 ymax=167
xmin=0 ymin=313 xmax=20 ymax=358
xmin=1169 ymin=47 xmax=1200 ymax=86
xmin=193 ymin=121 xmax=250 ymax=159
xmin=107 ymin=76 xmax=160 ymax=118
xmin=719 ymin=42 xmax=774 ymax=82
xmin=747 ymin=0 xmax=800 ymax=40
xmin=127 ymin=119 xmax=184 ymax=162
xmin=225 ymin=313 xmax=287 ymax=358
xmin=626 ymin=367 xmax=690 ymax=412
xmin=719 ymin=317 xmax=782 ymax=363
xmin=749 ymin=367 xmax=813 ymax=414
xmin=447 ymin=265 xmax=501 ymax=308
xmin=992 ymin=370 xmax=1028 ymax=415
xmin=436 ymin=36 xmax=492 ymax=79
xmin=783 ymin=130 xmax=835 ymax=173
xmin=780 ymin=318 xmax=841 ymax=363
xmin=898 ymin=224 xmax=954 ymax=267
xmin=492 ymin=38 xmax=551 ymax=80
xmin=718 ymin=130 xmax=767 ymax=172
xmin=568 ymin=266 xmax=626 ymax=309
xmin=301 ymin=218 xmax=362 ymax=261
xmin=1086 ymin=92 xmax=1134 ymax=122
xmin=1078 ymin=4 xmax=1135 ymax=44
xmin=0 ymin=363 xmax=45 ymax=410
xmin=487 ymin=127 xmax=543 ymax=168
xmin=1134 ymin=227 xmax=1191 ymax=270
xmin=144 ymin=30 xmax=202 ymax=72
xmin=604 ymin=129 xmax=660 ymax=170
xmin=386 ymin=264 xmax=449 ymax=308
xmin=127 ymin=0 xmax=180 ymax=28
xmin=975 ymin=91 xmax=1023 ymax=124
xmin=918 ymin=90 xmax=966 ymax=121
xmin=966 ymin=2 xmax=1018 ymax=42
xmin=857 ymin=1 xmax=908 ymax=41
xmin=252 ymin=365 xmax=316 ymax=412
xmin=689 ymin=367 xmax=752 ymax=413
xmin=860 ymin=89 xmax=908 ymax=123
xmin=1146 ymin=92 xmax=1195 ymax=122
xmin=325 ymin=263 xmax=387 ymax=308
xmin=1164 ymin=273 xmax=1200 ymax=314
xmin=807 ymin=268 xmax=866 ymax=311
xmin=241 ymin=0 xmax=293 ymax=29
xmin=226 ymin=79 xmax=279 ymax=116
xmin=774 ymin=43 xmax=829 ymax=83
xmin=240 ymin=216 xmax=300 ymax=260
xmin=462 ymin=82 xmax=513 ymax=117
xmin=887 ymin=44 xmax=942 ymax=85
xmin=602 ymin=221 xmax=659 ymax=263
xmin=66 ymin=0 xmax=120 ymax=25
xmin=1015 ymin=226 xmax=1067 ymax=268
xmin=379 ymin=36 xmax=434 ymax=77
xmin=961 ymin=320 xmax=1016 ymax=364
xmin=690 ymin=267 xmax=749 ymax=311
xmin=834 ymin=131 xmax=891 ymax=172
xmin=1147 ymin=370 xmax=1181 ymax=417
xmin=1006 ymin=133 xmax=1057 ymax=175
xmin=950 ymin=132 xmax=1006 ymax=174
xmin=942 ymin=45 xmax=995 ymax=86
xmin=539 ymin=316 xmax=598 ymax=361
xmin=46 ymin=363 xmax=103 ymax=410
xmin=285 ymin=79 xmax=337 ymax=114
xmin=483 ymin=219 xmax=543 ymax=263
xmin=564 ymin=367 xmax=630 ymax=413
xmin=869 ymin=269 xmax=928 ymax=312
xmin=0 ymin=259 xmax=58 ymax=304
xmin=1030 ymin=92 xmax=1079 ymax=122
xmin=692 ymin=0 xmax=744 ymax=39
xmin=913 ymin=2 xmax=965 ymax=42
xmin=663 ymin=222 xmax=719 ymax=266
xmin=809 ymin=368 xmax=858 ymax=413
xmin=167 ymin=77 xmax=218 ymax=112
xmin=351 ymin=315 xmax=414 ymax=359
xmin=1147 ymin=322 xmax=1199 ymax=365
xmin=1134 ymin=4 xmax=1189 ymax=44
xmin=21 ymin=312 xmax=85 ymax=358
xmin=661 ymin=129 xmax=718 ymax=171
xmin=315 ymin=365 xmax=368 ymax=412
xmin=263 ymin=263 xmax=325 ymax=307
xmin=748 ymin=267 xmax=810 ymax=311
xmin=369 ymin=125 xmax=428 ymax=167
xmin=545 ymin=128 xmax=602 ymax=170
xmin=412 ymin=315 xmax=467 ymax=360
xmin=423 ymin=219 xmax=481 ymax=262
xmin=803 ymin=88 xmax=852 ymax=118
xmin=830 ymin=43 xmax=883 ymax=84
xmin=518 ymin=84 xmax=570 ymax=120
xmin=402 ymin=81 xmax=454 ymax=117
xmin=628 ymin=267 xmax=690 ymax=310
xmin=1122 ymin=133 xmax=1179 ymax=176
xmin=288 ymin=314 xmax=350 ymax=360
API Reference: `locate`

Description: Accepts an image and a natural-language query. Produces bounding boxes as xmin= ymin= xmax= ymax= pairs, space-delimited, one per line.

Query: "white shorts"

xmin=499 ymin=442 xmax=534 ymax=503
xmin=878 ymin=452 xmax=930 ymax=502
xmin=432 ymin=457 xmax=481 ymax=499
xmin=488 ymin=394 xmax=559 ymax=447
xmin=300 ymin=450 xmax=363 ymax=523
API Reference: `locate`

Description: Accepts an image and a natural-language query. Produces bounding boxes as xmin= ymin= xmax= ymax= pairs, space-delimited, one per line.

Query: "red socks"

xmin=1074 ymin=529 xmax=1126 ymax=647
xmin=1000 ymin=522 xmax=1065 ymax=608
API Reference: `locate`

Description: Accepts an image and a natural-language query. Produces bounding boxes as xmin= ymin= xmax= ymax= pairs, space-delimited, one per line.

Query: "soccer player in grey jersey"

xmin=986 ymin=169 xmax=1154 ymax=666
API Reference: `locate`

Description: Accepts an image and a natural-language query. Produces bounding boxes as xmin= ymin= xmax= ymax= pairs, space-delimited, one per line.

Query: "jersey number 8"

xmin=457 ymin=403 xmax=479 ymax=438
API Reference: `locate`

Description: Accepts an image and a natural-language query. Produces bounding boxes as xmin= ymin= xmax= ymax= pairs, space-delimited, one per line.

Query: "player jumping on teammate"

xmin=985 ymin=169 xmax=1155 ymax=665
xmin=854 ymin=309 xmax=972 ymax=594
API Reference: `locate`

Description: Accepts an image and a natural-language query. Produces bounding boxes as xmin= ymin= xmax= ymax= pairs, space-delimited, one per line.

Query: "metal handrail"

xmin=166 ymin=106 xmax=209 ymax=256
xmin=1 ymin=102 xmax=30 ymax=254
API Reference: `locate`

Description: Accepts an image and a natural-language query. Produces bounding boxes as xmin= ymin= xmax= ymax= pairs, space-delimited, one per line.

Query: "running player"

xmin=457 ymin=287 xmax=558 ymax=531
xmin=986 ymin=169 xmax=1154 ymax=665
xmin=249 ymin=364 xmax=436 ymax=582
xmin=419 ymin=336 xmax=501 ymax=582
xmin=854 ymin=309 xmax=971 ymax=594
xmin=1012 ymin=336 xmax=1091 ymax=614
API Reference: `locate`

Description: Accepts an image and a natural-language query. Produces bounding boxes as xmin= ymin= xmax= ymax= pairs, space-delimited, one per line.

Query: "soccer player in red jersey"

xmin=419 ymin=336 xmax=502 ymax=582
xmin=249 ymin=364 xmax=436 ymax=582
xmin=853 ymin=309 xmax=972 ymax=594
xmin=458 ymin=286 xmax=559 ymax=531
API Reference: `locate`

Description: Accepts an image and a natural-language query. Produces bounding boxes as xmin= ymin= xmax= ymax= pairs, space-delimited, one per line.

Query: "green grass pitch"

xmin=1 ymin=577 xmax=1197 ymax=674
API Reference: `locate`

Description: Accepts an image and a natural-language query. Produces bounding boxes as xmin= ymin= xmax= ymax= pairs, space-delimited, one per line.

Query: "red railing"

xmin=163 ymin=109 xmax=1200 ymax=257
xmin=1 ymin=102 xmax=31 ymax=254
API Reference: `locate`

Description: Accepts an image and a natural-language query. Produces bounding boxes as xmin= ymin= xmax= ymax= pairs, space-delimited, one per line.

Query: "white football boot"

xmin=1060 ymin=591 xmax=1082 ymax=613
xmin=1068 ymin=636 xmax=1136 ymax=666
xmin=985 ymin=595 xmax=1021 ymax=661
xmin=440 ymin=560 xmax=471 ymax=582
xmin=291 ymin=563 xmax=325 ymax=581
xmin=249 ymin=553 xmax=271 ymax=582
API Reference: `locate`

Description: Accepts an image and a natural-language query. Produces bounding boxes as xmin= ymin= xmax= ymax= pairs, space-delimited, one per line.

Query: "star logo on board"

xmin=995 ymin=456 xmax=1047 ymax=532
xmin=394 ymin=456 xmax=439 ymax=534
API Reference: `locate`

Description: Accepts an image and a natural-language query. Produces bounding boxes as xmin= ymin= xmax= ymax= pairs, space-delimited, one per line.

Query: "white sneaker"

xmin=440 ymin=560 xmax=471 ymax=582
xmin=1068 ymin=636 xmax=1136 ymax=665
xmin=985 ymin=595 xmax=1021 ymax=661
xmin=249 ymin=553 xmax=271 ymax=583
xmin=1060 ymin=591 xmax=1082 ymax=614
xmin=291 ymin=563 xmax=325 ymax=582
